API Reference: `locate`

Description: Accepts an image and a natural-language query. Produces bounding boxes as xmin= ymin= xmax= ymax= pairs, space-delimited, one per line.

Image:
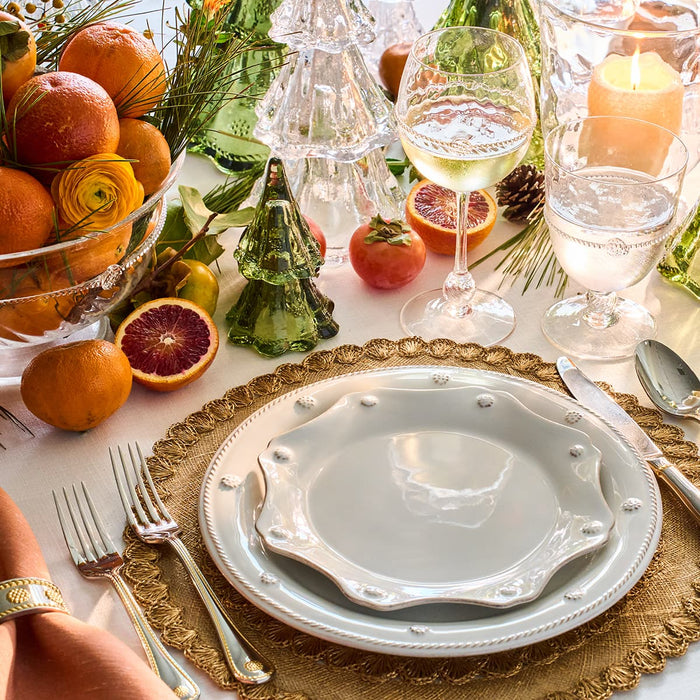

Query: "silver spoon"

xmin=635 ymin=340 xmax=700 ymax=422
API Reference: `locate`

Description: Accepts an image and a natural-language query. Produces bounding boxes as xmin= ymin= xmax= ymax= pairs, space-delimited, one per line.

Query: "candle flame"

xmin=631 ymin=48 xmax=641 ymax=90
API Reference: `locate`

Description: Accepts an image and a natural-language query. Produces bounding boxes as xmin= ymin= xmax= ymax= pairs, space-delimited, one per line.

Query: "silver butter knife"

xmin=557 ymin=357 xmax=700 ymax=522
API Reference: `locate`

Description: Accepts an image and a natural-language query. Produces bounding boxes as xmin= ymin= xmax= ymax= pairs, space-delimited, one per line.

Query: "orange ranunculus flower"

xmin=51 ymin=153 xmax=144 ymax=232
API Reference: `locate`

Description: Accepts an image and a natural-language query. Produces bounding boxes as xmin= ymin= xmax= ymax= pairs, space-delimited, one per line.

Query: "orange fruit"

xmin=47 ymin=214 xmax=159 ymax=288
xmin=0 ymin=11 xmax=37 ymax=102
xmin=49 ymin=223 xmax=133 ymax=286
xmin=0 ymin=294 xmax=77 ymax=342
xmin=405 ymin=180 xmax=497 ymax=256
xmin=20 ymin=339 xmax=132 ymax=431
xmin=115 ymin=297 xmax=219 ymax=392
xmin=59 ymin=22 xmax=167 ymax=118
xmin=116 ymin=118 xmax=171 ymax=195
xmin=0 ymin=268 xmax=78 ymax=341
xmin=0 ymin=167 xmax=56 ymax=256
xmin=378 ymin=42 xmax=411 ymax=99
xmin=6 ymin=72 xmax=120 ymax=178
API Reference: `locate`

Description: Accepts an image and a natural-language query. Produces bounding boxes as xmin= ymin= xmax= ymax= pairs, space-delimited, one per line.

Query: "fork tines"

xmin=53 ymin=482 xmax=119 ymax=568
xmin=110 ymin=444 xmax=173 ymax=527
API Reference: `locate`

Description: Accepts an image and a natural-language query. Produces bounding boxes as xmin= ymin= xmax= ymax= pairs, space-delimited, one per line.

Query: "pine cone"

xmin=496 ymin=164 xmax=544 ymax=223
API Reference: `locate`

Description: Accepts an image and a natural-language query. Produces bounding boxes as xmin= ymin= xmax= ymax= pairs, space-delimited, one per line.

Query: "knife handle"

xmin=650 ymin=457 xmax=700 ymax=522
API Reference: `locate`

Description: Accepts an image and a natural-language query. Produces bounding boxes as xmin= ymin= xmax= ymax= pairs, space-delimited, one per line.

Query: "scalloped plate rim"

xmin=199 ymin=365 xmax=661 ymax=657
xmin=255 ymin=384 xmax=614 ymax=610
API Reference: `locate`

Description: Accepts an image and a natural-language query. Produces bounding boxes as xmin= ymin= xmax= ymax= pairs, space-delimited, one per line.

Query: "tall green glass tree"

xmin=187 ymin=0 xmax=285 ymax=172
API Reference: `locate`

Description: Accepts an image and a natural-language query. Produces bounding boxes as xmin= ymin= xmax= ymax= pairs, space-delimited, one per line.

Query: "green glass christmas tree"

xmin=226 ymin=158 xmax=339 ymax=356
xmin=187 ymin=0 xmax=285 ymax=172
xmin=658 ymin=206 xmax=700 ymax=299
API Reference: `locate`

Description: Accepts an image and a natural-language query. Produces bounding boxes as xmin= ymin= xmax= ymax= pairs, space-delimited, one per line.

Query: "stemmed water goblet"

xmin=395 ymin=27 xmax=536 ymax=344
xmin=542 ymin=116 xmax=688 ymax=360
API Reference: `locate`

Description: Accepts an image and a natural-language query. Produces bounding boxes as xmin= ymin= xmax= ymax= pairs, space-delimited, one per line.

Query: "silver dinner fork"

xmin=111 ymin=443 xmax=273 ymax=685
xmin=53 ymin=482 xmax=200 ymax=700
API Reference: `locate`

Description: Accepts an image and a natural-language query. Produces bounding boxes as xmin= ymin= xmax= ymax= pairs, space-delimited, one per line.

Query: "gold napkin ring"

xmin=0 ymin=577 xmax=70 ymax=623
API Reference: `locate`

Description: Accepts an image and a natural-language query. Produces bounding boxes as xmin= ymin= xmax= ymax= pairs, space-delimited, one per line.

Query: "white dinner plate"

xmin=199 ymin=366 xmax=661 ymax=657
xmin=256 ymin=385 xmax=614 ymax=610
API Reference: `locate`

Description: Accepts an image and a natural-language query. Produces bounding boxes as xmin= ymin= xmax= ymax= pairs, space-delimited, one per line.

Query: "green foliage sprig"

xmin=471 ymin=203 xmax=568 ymax=296
xmin=153 ymin=6 xmax=276 ymax=160
xmin=156 ymin=161 xmax=263 ymax=264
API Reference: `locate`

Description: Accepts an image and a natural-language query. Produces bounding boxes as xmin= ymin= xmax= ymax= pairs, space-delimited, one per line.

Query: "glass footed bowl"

xmin=0 ymin=153 xmax=185 ymax=385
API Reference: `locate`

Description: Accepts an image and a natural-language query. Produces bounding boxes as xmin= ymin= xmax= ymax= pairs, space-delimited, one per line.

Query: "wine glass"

xmin=395 ymin=27 xmax=536 ymax=344
xmin=542 ymin=116 xmax=688 ymax=360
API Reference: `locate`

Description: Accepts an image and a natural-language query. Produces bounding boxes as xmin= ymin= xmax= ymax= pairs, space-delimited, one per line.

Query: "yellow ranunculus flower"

xmin=51 ymin=154 xmax=145 ymax=232
xmin=202 ymin=0 xmax=232 ymax=17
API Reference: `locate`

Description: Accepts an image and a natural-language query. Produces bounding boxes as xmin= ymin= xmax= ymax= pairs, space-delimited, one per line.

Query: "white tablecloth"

xmin=2 ymin=2 xmax=699 ymax=698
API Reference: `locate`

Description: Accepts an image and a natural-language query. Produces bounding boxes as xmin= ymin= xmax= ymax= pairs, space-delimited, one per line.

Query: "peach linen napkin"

xmin=0 ymin=487 xmax=175 ymax=700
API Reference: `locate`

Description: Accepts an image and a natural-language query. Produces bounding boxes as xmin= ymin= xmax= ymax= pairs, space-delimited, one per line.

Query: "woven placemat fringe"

xmin=122 ymin=339 xmax=700 ymax=699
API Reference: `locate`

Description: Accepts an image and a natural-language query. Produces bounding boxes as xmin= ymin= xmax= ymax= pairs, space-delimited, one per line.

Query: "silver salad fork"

xmin=53 ymin=482 xmax=200 ymax=699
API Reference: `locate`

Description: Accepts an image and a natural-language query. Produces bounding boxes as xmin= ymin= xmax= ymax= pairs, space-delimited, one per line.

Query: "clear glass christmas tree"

xmin=364 ymin=0 xmax=423 ymax=77
xmin=254 ymin=0 xmax=404 ymax=263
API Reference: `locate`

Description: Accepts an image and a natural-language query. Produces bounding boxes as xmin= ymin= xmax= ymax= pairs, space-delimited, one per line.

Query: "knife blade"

xmin=557 ymin=356 xmax=700 ymax=523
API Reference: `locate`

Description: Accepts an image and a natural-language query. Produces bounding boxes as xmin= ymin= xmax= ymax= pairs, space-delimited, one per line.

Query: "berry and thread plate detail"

xmin=255 ymin=385 xmax=614 ymax=610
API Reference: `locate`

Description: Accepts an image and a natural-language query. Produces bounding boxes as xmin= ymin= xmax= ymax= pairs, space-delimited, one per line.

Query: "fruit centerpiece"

xmin=0 ymin=0 xmax=249 ymax=383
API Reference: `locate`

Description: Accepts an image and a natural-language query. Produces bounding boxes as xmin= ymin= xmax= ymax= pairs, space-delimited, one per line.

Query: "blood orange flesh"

xmin=115 ymin=298 xmax=218 ymax=392
xmin=406 ymin=180 xmax=497 ymax=256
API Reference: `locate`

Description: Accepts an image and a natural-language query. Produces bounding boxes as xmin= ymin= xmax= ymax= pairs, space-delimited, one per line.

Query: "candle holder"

xmin=540 ymin=0 xmax=700 ymax=169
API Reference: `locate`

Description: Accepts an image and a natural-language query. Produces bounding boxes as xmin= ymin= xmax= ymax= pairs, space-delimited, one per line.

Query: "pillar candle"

xmin=588 ymin=51 xmax=684 ymax=134
xmin=585 ymin=51 xmax=685 ymax=174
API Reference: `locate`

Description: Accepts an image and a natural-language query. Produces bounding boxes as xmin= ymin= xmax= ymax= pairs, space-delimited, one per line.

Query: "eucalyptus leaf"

xmin=0 ymin=20 xmax=20 ymax=37
xmin=156 ymin=201 xmax=191 ymax=255
xmin=188 ymin=234 xmax=225 ymax=265
xmin=179 ymin=185 xmax=254 ymax=236
xmin=0 ymin=22 xmax=30 ymax=68
xmin=156 ymin=199 xmax=226 ymax=265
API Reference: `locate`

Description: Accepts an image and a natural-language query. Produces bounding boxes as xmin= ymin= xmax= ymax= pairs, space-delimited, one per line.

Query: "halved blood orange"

xmin=406 ymin=180 xmax=497 ymax=256
xmin=114 ymin=297 xmax=218 ymax=392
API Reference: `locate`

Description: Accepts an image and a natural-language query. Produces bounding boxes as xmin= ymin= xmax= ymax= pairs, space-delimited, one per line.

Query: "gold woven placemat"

xmin=123 ymin=338 xmax=700 ymax=700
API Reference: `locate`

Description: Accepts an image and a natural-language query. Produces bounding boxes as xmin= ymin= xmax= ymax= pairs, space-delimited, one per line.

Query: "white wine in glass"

xmin=395 ymin=28 xmax=536 ymax=345
xmin=401 ymin=99 xmax=532 ymax=194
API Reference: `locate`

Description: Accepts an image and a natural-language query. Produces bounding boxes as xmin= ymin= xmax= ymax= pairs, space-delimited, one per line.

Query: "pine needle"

xmin=471 ymin=205 xmax=569 ymax=297
xmin=27 ymin=0 xmax=140 ymax=67
xmin=203 ymin=161 xmax=265 ymax=212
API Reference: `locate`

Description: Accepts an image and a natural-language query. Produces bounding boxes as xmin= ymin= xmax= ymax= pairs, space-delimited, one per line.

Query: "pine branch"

xmin=154 ymin=7 xmax=282 ymax=160
xmin=471 ymin=206 xmax=569 ymax=297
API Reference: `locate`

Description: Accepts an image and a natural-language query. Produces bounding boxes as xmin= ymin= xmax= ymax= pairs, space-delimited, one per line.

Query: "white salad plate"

xmin=199 ymin=366 xmax=661 ymax=657
xmin=255 ymin=385 xmax=614 ymax=610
